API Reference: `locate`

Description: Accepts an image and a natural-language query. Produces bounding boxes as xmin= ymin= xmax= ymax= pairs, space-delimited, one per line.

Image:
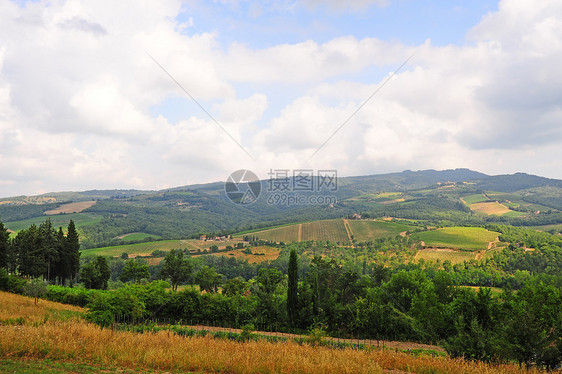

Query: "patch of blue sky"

xmin=175 ymin=0 xmax=499 ymax=48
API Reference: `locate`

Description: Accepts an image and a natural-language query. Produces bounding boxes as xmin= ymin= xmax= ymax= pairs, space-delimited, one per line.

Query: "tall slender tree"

xmin=38 ymin=219 xmax=58 ymax=281
xmin=0 ymin=221 xmax=9 ymax=270
xmin=287 ymin=248 xmax=298 ymax=325
xmin=14 ymin=224 xmax=45 ymax=278
xmin=64 ymin=220 xmax=81 ymax=284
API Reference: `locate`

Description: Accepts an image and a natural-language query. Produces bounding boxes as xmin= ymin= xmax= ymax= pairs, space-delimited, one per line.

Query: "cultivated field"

xmin=252 ymin=223 xmax=301 ymax=243
xmin=193 ymin=246 xmax=281 ymax=264
xmin=252 ymin=219 xmax=351 ymax=244
xmin=301 ymin=220 xmax=351 ymax=244
xmin=415 ymin=248 xmax=477 ymax=265
xmin=470 ymin=201 xmax=512 ymax=215
xmin=462 ymin=194 xmax=489 ymax=204
xmin=44 ymin=201 xmax=97 ymax=215
xmin=415 ymin=227 xmax=499 ymax=251
xmin=0 ymin=291 xmax=544 ymax=374
xmin=347 ymin=220 xmax=412 ymax=242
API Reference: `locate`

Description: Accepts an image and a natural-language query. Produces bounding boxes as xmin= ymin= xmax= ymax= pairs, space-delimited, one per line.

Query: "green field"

xmin=529 ymin=223 xmax=562 ymax=233
xmin=80 ymin=240 xmax=188 ymax=257
xmin=347 ymin=220 xmax=413 ymax=241
xmin=119 ymin=232 xmax=162 ymax=241
xmin=502 ymin=210 xmax=527 ymax=218
xmin=415 ymin=249 xmax=476 ymax=265
xmin=415 ymin=227 xmax=498 ymax=251
xmin=462 ymin=194 xmax=489 ymax=204
xmin=301 ymin=219 xmax=350 ymax=244
xmin=5 ymin=213 xmax=103 ymax=232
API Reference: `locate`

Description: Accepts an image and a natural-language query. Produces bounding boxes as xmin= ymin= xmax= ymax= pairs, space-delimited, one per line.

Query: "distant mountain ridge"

xmin=2 ymin=168 xmax=562 ymax=201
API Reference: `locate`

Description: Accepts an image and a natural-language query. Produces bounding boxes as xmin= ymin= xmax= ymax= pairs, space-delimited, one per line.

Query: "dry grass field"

xmin=470 ymin=201 xmax=512 ymax=215
xmin=44 ymin=201 xmax=97 ymax=215
xmin=0 ymin=291 xmax=548 ymax=374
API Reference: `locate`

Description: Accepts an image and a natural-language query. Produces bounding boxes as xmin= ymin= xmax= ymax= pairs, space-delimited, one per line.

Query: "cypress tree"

xmin=0 ymin=221 xmax=9 ymax=270
xmin=65 ymin=220 xmax=81 ymax=284
xmin=287 ymin=248 xmax=298 ymax=325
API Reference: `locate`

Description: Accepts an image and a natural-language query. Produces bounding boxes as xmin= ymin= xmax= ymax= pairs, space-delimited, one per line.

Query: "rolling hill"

xmin=0 ymin=169 xmax=561 ymax=248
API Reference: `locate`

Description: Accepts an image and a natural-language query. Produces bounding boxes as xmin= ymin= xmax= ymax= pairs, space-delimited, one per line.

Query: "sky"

xmin=1 ymin=0 xmax=562 ymax=196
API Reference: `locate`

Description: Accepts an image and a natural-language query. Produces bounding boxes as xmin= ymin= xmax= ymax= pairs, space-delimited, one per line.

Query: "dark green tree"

xmin=161 ymin=249 xmax=192 ymax=291
xmin=64 ymin=220 xmax=81 ymax=284
xmin=38 ymin=219 xmax=58 ymax=281
xmin=0 ymin=221 xmax=9 ymax=270
xmin=80 ymin=256 xmax=111 ymax=289
xmin=14 ymin=225 xmax=45 ymax=278
xmin=120 ymin=259 xmax=150 ymax=283
xmin=222 ymin=277 xmax=247 ymax=296
xmin=287 ymin=248 xmax=298 ymax=324
xmin=195 ymin=266 xmax=223 ymax=293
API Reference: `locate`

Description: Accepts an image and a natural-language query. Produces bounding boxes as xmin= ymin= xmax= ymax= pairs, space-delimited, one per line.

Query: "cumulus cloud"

xmin=0 ymin=0 xmax=561 ymax=196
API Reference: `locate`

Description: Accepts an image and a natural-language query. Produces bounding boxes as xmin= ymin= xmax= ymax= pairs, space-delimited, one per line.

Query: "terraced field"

xmin=347 ymin=220 xmax=413 ymax=242
xmin=415 ymin=227 xmax=499 ymax=251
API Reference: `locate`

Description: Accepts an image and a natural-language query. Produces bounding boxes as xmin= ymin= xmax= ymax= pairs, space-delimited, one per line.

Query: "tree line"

xmin=0 ymin=218 xmax=80 ymax=285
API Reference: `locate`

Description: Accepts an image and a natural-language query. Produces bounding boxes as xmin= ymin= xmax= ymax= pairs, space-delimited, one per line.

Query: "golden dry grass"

xmin=44 ymin=201 xmax=97 ymax=215
xmin=0 ymin=291 xmax=548 ymax=374
xmin=0 ymin=321 xmax=547 ymax=374
xmin=470 ymin=201 xmax=511 ymax=216
xmin=0 ymin=291 xmax=83 ymax=323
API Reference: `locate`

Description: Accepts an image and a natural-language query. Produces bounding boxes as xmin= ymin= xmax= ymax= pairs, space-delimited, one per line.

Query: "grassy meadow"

xmin=5 ymin=212 xmax=103 ymax=233
xmin=415 ymin=227 xmax=499 ymax=251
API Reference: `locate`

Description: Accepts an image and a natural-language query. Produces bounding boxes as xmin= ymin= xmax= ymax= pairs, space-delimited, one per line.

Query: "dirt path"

xmin=115 ymin=232 xmax=141 ymax=240
xmin=184 ymin=324 xmax=445 ymax=353
xmin=343 ymin=219 xmax=354 ymax=242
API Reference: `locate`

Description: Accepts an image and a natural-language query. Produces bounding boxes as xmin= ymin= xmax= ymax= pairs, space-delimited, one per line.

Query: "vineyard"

xmin=415 ymin=249 xmax=477 ymax=265
xmin=347 ymin=220 xmax=413 ymax=242
xmin=301 ymin=220 xmax=351 ymax=244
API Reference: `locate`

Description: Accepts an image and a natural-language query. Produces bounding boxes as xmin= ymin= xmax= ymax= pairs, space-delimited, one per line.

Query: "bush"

xmin=45 ymin=285 xmax=97 ymax=307
xmin=0 ymin=269 xmax=26 ymax=294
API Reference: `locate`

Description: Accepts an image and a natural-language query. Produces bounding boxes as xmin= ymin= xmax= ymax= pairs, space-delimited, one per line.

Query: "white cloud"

xmin=0 ymin=0 xmax=562 ymax=197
